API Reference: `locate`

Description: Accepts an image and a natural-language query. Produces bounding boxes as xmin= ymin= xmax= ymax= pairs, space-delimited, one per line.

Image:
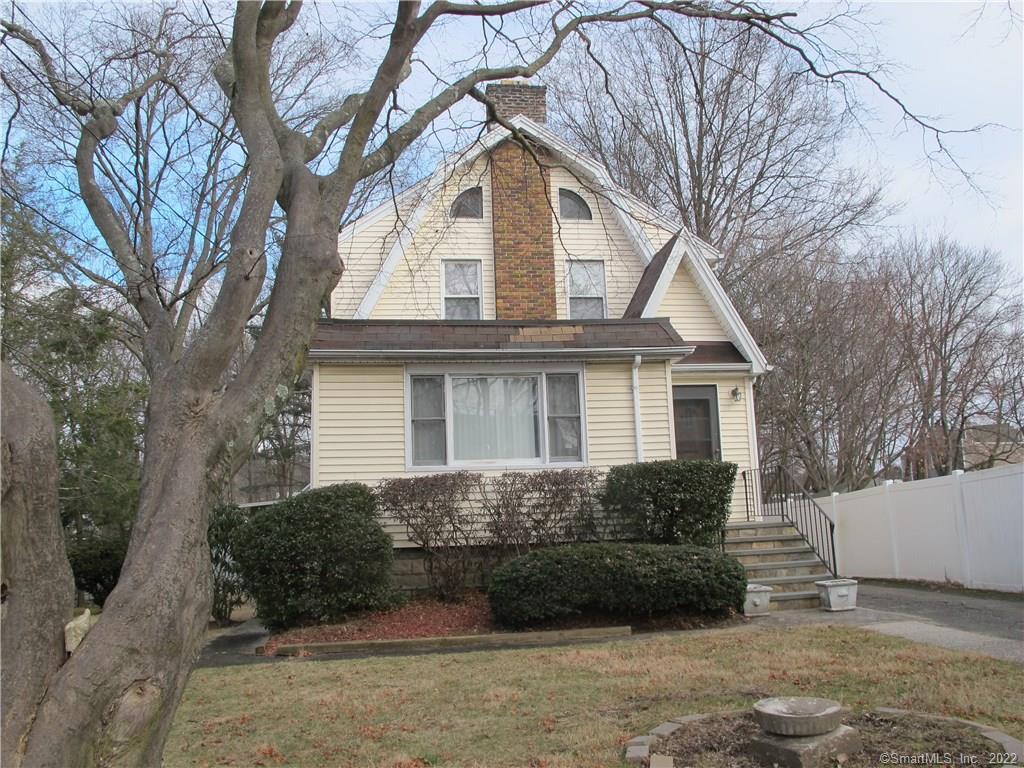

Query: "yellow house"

xmin=310 ymin=83 xmax=769 ymax=546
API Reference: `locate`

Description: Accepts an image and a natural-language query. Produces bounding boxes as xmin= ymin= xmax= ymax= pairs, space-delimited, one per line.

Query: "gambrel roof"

xmin=341 ymin=114 xmax=769 ymax=375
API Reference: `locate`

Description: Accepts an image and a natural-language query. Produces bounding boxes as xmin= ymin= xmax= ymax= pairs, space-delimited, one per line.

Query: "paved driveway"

xmin=762 ymin=581 xmax=1024 ymax=664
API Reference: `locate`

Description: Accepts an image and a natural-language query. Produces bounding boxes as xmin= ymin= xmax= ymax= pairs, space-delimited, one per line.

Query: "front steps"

xmin=725 ymin=521 xmax=831 ymax=610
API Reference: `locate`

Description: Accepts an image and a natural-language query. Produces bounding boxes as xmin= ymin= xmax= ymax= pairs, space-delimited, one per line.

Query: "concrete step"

xmin=769 ymin=590 xmax=820 ymax=611
xmin=724 ymin=535 xmax=806 ymax=552
xmin=725 ymin=522 xmax=797 ymax=540
xmin=731 ymin=546 xmax=815 ymax=565
xmin=749 ymin=573 xmax=831 ymax=593
xmin=741 ymin=560 xmax=828 ymax=579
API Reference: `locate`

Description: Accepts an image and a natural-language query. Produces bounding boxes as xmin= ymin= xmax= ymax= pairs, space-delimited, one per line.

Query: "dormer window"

xmin=558 ymin=188 xmax=592 ymax=221
xmin=450 ymin=187 xmax=483 ymax=219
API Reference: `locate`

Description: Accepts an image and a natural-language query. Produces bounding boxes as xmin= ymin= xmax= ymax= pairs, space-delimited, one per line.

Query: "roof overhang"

xmin=310 ymin=345 xmax=696 ymax=363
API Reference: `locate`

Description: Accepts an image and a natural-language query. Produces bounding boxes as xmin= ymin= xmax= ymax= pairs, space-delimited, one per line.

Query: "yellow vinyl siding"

xmin=333 ymin=192 xmax=422 ymax=318
xmin=549 ymin=167 xmax=647 ymax=320
xmin=671 ymin=371 xmax=757 ymax=517
xmin=656 ymin=264 xmax=730 ymax=341
xmin=584 ymin=361 xmax=672 ymax=468
xmin=369 ymin=159 xmax=495 ymax=320
xmin=313 ymin=364 xmax=411 ymax=543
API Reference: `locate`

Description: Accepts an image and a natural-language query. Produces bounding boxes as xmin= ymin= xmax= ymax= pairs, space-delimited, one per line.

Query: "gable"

xmin=656 ymin=262 xmax=730 ymax=342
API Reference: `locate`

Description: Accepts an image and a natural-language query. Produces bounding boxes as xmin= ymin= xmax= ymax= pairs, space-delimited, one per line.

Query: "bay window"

xmin=408 ymin=369 xmax=585 ymax=467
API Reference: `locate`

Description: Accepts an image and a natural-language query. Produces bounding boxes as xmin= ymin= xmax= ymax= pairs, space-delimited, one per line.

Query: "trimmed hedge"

xmin=487 ymin=542 xmax=746 ymax=627
xmin=234 ymin=483 xmax=395 ymax=629
xmin=603 ymin=460 xmax=737 ymax=547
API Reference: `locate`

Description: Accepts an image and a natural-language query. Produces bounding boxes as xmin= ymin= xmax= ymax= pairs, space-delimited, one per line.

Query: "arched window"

xmin=450 ymin=187 xmax=483 ymax=219
xmin=558 ymin=188 xmax=592 ymax=220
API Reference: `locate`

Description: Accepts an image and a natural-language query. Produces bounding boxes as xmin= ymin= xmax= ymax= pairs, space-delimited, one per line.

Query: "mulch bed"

xmin=660 ymin=711 xmax=1000 ymax=767
xmin=262 ymin=592 xmax=495 ymax=655
xmin=261 ymin=591 xmax=745 ymax=656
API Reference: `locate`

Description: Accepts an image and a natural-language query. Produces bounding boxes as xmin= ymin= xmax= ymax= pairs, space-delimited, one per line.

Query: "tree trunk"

xmin=12 ymin=382 xmax=217 ymax=768
xmin=6 ymin=213 xmax=340 ymax=766
xmin=1 ymin=363 xmax=77 ymax=768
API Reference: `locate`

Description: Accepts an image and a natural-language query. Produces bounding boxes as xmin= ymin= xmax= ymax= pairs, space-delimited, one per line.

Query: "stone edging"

xmin=270 ymin=625 xmax=632 ymax=657
xmin=623 ymin=707 xmax=1023 ymax=767
xmin=873 ymin=708 xmax=1023 ymax=761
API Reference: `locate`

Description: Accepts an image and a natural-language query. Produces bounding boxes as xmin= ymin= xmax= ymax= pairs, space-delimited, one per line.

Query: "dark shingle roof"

xmin=309 ymin=318 xmax=692 ymax=361
xmin=623 ymin=234 xmax=679 ymax=319
xmin=681 ymin=341 xmax=748 ymax=366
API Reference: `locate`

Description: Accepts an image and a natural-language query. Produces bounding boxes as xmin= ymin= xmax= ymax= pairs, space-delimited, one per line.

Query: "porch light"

xmin=731 ymin=386 xmax=743 ymax=403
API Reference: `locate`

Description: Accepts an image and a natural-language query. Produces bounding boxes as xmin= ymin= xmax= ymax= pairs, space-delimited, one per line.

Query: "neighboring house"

xmin=963 ymin=423 xmax=1024 ymax=471
xmin=308 ymin=82 xmax=769 ymax=545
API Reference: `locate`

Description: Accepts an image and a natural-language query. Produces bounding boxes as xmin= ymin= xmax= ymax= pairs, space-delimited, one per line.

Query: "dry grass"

xmin=166 ymin=625 xmax=1023 ymax=768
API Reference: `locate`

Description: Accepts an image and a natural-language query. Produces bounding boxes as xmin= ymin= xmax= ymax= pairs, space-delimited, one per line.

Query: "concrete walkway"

xmin=195 ymin=582 xmax=1024 ymax=669
xmin=759 ymin=582 xmax=1023 ymax=664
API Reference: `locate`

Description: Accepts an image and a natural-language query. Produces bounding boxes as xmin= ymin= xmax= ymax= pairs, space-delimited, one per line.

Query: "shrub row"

xmin=376 ymin=468 xmax=604 ymax=600
xmin=487 ymin=542 xmax=747 ymax=627
xmin=70 ymin=459 xmax=737 ymax=629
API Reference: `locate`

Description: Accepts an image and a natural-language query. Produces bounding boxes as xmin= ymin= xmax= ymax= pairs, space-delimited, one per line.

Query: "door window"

xmin=673 ymin=385 xmax=721 ymax=460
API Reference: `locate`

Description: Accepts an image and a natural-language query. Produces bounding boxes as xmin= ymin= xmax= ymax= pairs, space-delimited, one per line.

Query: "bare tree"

xmin=887 ymin=235 xmax=1017 ymax=478
xmin=0 ymin=2 xmax=968 ymax=764
xmin=749 ymin=251 xmax=911 ymax=491
xmin=546 ymin=16 xmax=888 ymax=286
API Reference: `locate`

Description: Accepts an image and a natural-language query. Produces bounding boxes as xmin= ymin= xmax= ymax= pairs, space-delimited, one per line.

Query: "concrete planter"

xmin=814 ymin=579 xmax=858 ymax=611
xmin=744 ymin=584 xmax=774 ymax=616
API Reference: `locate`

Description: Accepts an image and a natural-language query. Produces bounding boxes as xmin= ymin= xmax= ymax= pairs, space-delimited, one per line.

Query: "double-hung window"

xmin=443 ymin=260 xmax=482 ymax=320
xmin=408 ymin=370 xmax=584 ymax=467
xmin=567 ymin=260 xmax=606 ymax=319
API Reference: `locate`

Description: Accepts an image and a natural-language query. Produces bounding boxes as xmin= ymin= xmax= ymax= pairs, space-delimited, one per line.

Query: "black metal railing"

xmin=741 ymin=465 xmax=838 ymax=577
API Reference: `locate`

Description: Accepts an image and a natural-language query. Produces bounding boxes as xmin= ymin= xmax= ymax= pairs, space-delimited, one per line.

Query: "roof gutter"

xmin=309 ymin=345 xmax=696 ymax=363
xmin=672 ymin=362 xmax=754 ymax=373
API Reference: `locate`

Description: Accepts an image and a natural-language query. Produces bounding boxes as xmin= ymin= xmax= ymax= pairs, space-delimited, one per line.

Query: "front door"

xmin=673 ymin=385 xmax=721 ymax=460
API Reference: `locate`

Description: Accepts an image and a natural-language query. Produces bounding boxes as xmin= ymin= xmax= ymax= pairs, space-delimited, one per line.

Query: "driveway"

xmin=761 ymin=581 xmax=1024 ymax=664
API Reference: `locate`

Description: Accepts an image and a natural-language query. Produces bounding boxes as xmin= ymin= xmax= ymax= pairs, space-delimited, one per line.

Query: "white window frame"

xmin=404 ymin=363 xmax=588 ymax=471
xmin=441 ymin=259 xmax=483 ymax=320
xmin=566 ymin=260 xmax=607 ymax=320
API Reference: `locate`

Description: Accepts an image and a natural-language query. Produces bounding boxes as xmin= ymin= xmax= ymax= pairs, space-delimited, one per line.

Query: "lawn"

xmin=166 ymin=625 xmax=1023 ymax=768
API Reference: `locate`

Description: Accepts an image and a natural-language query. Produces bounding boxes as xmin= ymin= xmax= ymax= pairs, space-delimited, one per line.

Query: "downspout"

xmin=632 ymin=354 xmax=644 ymax=462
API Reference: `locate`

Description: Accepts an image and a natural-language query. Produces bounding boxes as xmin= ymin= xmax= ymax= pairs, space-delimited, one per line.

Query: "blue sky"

xmin=837 ymin=2 xmax=1022 ymax=276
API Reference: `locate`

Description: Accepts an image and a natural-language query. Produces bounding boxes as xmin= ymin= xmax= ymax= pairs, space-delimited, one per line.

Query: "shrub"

xmin=603 ymin=460 xmax=737 ymax=547
xmin=208 ymin=503 xmax=247 ymax=625
xmin=233 ymin=484 xmax=395 ymax=629
xmin=488 ymin=542 xmax=746 ymax=627
xmin=481 ymin=468 xmax=602 ymax=557
xmin=376 ymin=472 xmax=481 ymax=601
xmin=66 ymin=534 xmax=128 ymax=606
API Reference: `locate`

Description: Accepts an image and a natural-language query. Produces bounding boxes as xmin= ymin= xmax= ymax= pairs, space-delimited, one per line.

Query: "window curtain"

xmin=452 ymin=376 xmax=539 ymax=460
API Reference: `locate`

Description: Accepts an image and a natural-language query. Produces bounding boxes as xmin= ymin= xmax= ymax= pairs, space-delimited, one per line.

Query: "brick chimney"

xmin=485 ymin=81 xmax=547 ymax=125
xmin=487 ymin=81 xmax=556 ymax=320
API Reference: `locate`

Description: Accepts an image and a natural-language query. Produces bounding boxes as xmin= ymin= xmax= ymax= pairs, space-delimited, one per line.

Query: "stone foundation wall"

xmin=392 ymin=547 xmax=496 ymax=593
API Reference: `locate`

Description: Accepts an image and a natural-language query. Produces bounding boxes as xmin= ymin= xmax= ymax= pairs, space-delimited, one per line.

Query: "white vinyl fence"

xmin=825 ymin=464 xmax=1024 ymax=593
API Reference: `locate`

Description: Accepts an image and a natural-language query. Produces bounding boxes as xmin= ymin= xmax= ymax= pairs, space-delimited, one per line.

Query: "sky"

xmin=836 ymin=2 xmax=1023 ymax=277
